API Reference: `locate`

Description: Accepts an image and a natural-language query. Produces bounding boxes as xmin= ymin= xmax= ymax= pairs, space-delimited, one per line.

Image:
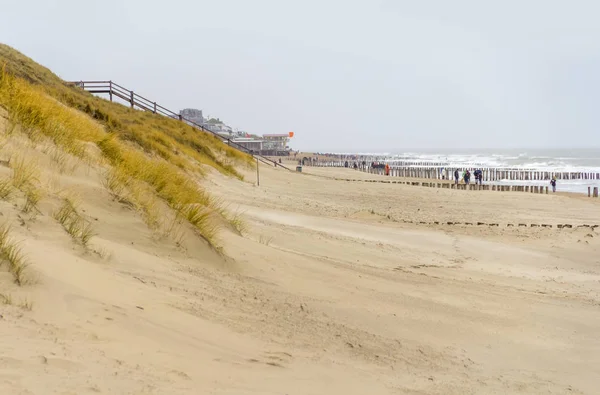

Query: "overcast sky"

xmin=2 ymin=0 xmax=599 ymax=152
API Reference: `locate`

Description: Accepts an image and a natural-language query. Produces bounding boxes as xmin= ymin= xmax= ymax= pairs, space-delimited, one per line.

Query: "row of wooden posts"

xmin=310 ymin=161 xmax=600 ymax=182
xmin=342 ymin=178 xmax=600 ymax=197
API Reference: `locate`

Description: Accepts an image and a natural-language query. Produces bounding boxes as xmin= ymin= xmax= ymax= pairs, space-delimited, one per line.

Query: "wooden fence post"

xmin=130 ymin=90 xmax=134 ymax=108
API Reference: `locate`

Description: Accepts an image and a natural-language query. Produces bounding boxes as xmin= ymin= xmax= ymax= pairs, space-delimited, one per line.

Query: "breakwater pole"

xmin=322 ymin=178 xmax=600 ymax=198
xmin=305 ymin=160 xmax=600 ymax=196
xmin=308 ymin=161 xmax=600 ymax=182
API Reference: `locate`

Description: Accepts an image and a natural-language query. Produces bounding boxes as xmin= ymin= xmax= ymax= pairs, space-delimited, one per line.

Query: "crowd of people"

xmin=452 ymin=169 xmax=483 ymax=185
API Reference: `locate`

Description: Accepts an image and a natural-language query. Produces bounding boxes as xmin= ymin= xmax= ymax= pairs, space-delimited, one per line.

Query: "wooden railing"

xmin=70 ymin=80 xmax=290 ymax=170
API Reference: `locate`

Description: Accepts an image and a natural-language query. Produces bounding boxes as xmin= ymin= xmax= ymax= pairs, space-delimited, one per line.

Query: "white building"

xmin=231 ymin=137 xmax=263 ymax=152
xmin=205 ymin=122 xmax=233 ymax=137
xmin=262 ymin=134 xmax=291 ymax=151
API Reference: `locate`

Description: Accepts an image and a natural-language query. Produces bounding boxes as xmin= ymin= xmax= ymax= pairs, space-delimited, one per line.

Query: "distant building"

xmin=179 ymin=108 xmax=204 ymax=126
xmin=229 ymin=133 xmax=293 ymax=155
xmin=231 ymin=137 xmax=263 ymax=152
xmin=262 ymin=134 xmax=290 ymax=152
xmin=204 ymin=122 xmax=233 ymax=137
xmin=178 ymin=109 xmax=294 ymax=155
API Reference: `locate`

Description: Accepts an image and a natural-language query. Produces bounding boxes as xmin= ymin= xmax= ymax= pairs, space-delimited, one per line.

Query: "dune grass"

xmin=0 ymin=177 xmax=13 ymax=199
xmin=0 ymin=292 xmax=12 ymax=305
xmin=10 ymin=155 xmax=39 ymax=189
xmin=21 ymin=184 xmax=43 ymax=214
xmin=0 ymin=43 xmax=253 ymax=178
xmin=158 ymin=212 xmax=187 ymax=246
xmin=0 ymin=222 xmax=29 ymax=286
xmin=0 ymin=49 xmax=251 ymax=249
xmin=42 ymin=144 xmax=76 ymax=174
xmin=53 ymin=195 xmax=96 ymax=247
xmin=101 ymin=167 xmax=163 ymax=230
xmin=226 ymin=209 xmax=247 ymax=235
xmin=258 ymin=235 xmax=273 ymax=246
xmin=96 ymin=135 xmax=223 ymax=245
xmin=0 ymin=292 xmax=33 ymax=310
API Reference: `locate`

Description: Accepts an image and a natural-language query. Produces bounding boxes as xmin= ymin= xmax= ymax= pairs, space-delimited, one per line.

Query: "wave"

xmin=328 ymin=150 xmax=600 ymax=172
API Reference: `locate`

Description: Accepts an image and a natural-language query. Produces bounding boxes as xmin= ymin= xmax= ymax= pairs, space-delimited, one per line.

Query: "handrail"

xmin=70 ymin=80 xmax=291 ymax=170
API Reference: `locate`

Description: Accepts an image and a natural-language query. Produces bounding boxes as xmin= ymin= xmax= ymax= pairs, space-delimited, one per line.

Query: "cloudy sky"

xmin=1 ymin=0 xmax=599 ymax=152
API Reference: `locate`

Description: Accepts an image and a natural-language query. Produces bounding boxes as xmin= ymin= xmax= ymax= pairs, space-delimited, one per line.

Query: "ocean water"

xmin=339 ymin=148 xmax=600 ymax=194
xmin=389 ymin=148 xmax=600 ymax=169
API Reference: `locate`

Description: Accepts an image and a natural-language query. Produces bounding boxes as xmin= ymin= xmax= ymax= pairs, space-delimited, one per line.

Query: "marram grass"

xmin=0 ymin=45 xmax=250 ymax=248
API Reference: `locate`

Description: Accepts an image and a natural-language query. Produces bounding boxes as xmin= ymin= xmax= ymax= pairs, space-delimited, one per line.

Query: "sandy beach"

xmin=2 ymin=138 xmax=600 ymax=395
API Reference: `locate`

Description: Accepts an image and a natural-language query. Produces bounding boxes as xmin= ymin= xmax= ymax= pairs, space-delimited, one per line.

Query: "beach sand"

xmin=2 ymin=143 xmax=600 ymax=394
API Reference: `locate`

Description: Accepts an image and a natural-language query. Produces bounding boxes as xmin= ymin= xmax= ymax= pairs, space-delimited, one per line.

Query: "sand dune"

xmin=1 ymin=133 xmax=600 ymax=394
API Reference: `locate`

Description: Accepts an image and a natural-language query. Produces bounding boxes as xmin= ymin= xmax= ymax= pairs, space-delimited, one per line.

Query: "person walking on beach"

xmin=454 ymin=169 xmax=459 ymax=185
xmin=385 ymin=163 xmax=390 ymax=176
xmin=550 ymin=177 xmax=557 ymax=193
xmin=464 ymin=170 xmax=471 ymax=185
xmin=474 ymin=169 xmax=483 ymax=185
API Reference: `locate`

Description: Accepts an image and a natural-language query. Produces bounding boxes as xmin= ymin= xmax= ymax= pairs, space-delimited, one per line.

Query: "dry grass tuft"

xmin=0 ymin=222 xmax=30 ymax=285
xmin=0 ymin=177 xmax=14 ymax=199
xmin=129 ymin=184 xmax=161 ymax=230
xmin=227 ymin=209 xmax=247 ymax=235
xmin=43 ymin=145 xmax=76 ymax=174
xmin=0 ymin=293 xmax=33 ymax=310
xmin=53 ymin=195 xmax=95 ymax=247
xmin=258 ymin=235 xmax=273 ymax=246
xmin=0 ymin=292 xmax=12 ymax=305
xmin=101 ymin=167 xmax=162 ymax=230
xmin=157 ymin=212 xmax=187 ymax=246
xmin=53 ymin=194 xmax=78 ymax=225
xmin=22 ymin=185 xmax=43 ymax=214
xmin=101 ymin=167 xmax=134 ymax=206
xmin=178 ymin=204 xmax=221 ymax=245
xmin=19 ymin=299 xmax=33 ymax=310
xmin=10 ymin=156 xmax=39 ymax=189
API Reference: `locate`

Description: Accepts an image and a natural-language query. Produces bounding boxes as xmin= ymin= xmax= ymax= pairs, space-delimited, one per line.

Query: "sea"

xmin=338 ymin=148 xmax=600 ymax=194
